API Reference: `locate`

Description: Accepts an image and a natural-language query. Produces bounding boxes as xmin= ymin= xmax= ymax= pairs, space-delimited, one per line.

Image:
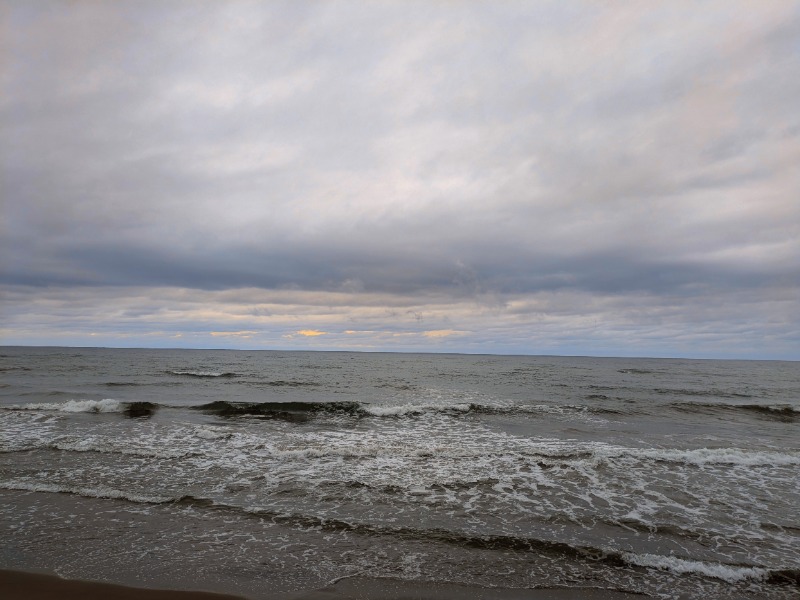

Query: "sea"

xmin=0 ymin=346 xmax=797 ymax=599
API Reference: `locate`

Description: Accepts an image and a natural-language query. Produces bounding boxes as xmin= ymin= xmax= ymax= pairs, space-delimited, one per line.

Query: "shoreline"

xmin=0 ymin=569 xmax=248 ymax=600
xmin=0 ymin=569 xmax=650 ymax=600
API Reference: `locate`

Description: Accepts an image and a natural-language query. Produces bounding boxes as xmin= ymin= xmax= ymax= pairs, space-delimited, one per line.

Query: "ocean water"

xmin=0 ymin=346 xmax=797 ymax=599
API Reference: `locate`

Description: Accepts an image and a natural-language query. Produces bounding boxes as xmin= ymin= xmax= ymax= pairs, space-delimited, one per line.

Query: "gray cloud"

xmin=2 ymin=0 xmax=798 ymax=357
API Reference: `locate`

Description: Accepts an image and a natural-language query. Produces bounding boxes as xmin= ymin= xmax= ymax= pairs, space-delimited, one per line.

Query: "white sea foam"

xmin=195 ymin=426 xmax=232 ymax=440
xmin=363 ymin=403 xmax=472 ymax=417
xmin=170 ymin=371 xmax=231 ymax=377
xmin=622 ymin=552 xmax=769 ymax=583
xmin=359 ymin=402 xmax=614 ymax=419
xmin=270 ymin=444 xmax=401 ymax=459
xmin=0 ymin=480 xmax=175 ymax=504
xmin=5 ymin=399 xmax=123 ymax=413
xmin=3 ymin=401 xmax=797 ymax=576
xmin=515 ymin=438 xmax=800 ymax=467
xmin=48 ymin=436 xmax=199 ymax=460
xmin=596 ymin=445 xmax=800 ymax=467
xmin=0 ymin=411 xmax=63 ymax=452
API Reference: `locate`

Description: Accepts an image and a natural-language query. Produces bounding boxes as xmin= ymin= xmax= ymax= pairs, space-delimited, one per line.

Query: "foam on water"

xmin=168 ymin=370 xmax=236 ymax=378
xmin=4 ymin=399 xmax=123 ymax=412
xmin=362 ymin=403 xmax=472 ymax=416
xmin=621 ymin=552 xmax=769 ymax=583
xmin=194 ymin=426 xmax=233 ymax=440
xmin=617 ymin=446 xmax=800 ymax=467
xmin=0 ymin=411 xmax=63 ymax=452
xmin=4 ymin=409 xmax=796 ymax=570
xmin=2 ymin=476 xmax=795 ymax=597
xmin=0 ymin=479 xmax=176 ymax=504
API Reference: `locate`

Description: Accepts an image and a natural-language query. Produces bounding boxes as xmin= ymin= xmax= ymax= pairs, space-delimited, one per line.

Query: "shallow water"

xmin=1 ymin=347 xmax=798 ymax=598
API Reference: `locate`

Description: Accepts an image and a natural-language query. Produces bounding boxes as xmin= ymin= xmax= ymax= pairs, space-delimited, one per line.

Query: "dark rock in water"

xmin=123 ymin=402 xmax=158 ymax=418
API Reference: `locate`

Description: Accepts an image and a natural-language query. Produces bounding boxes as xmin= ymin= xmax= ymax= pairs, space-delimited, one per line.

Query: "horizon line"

xmin=1 ymin=344 xmax=796 ymax=363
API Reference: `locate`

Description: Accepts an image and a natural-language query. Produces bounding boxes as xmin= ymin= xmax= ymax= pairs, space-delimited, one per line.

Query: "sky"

xmin=1 ymin=1 xmax=799 ymax=359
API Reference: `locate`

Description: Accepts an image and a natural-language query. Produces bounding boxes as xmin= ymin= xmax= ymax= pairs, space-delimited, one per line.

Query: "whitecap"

xmin=5 ymin=399 xmax=122 ymax=413
xmin=621 ymin=551 xmax=769 ymax=583
xmin=0 ymin=480 xmax=175 ymax=504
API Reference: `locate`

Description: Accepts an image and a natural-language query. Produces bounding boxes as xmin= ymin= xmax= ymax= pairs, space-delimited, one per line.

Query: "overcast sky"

xmin=1 ymin=1 xmax=799 ymax=358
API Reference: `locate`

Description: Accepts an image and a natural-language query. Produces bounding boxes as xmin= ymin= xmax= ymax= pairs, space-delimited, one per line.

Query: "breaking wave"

xmin=0 ymin=480 xmax=177 ymax=504
xmin=254 ymin=380 xmax=320 ymax=387
xmin=541 ymin=445 xmax=800 ymax=467
xmin=193 ymin=400 xmax=362 ymax=421
xmin=654 ymin=388 xmax=754 ymax=399
xmin=191 ymin=400 xmax=625 ymax=420
xmin=673 ymin=402 xmax=799 ymax=422
xmin=619 ymin=552 xmax=770 ymax=584
xmin=1 ymin=399 xmax=158 ymax=417
xmin=167 ymin=370 xmax=237 ymax=378
xmin=5 ymin=399 xmax=123 ymax=412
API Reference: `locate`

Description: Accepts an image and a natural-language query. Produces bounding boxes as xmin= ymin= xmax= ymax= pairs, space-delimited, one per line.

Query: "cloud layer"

xmin=2 ymin=1 xmax=799 ymax=358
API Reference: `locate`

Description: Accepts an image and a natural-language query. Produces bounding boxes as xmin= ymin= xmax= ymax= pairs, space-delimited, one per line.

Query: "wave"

xmin=619 ymin=552 xmax=770 ymax=584
xmin=190 ymin=400 xmax=622 ymax=420
xmin=14 ymin=390 xmax=73 ymax=398
xmin=192 ymin=400 xmax=482 ymax=419
xmin=3 ymin=481 xmax=794 ymax=587
xmin=4 ymin=399 xmax=796 ymax=466
xmin=167 ymin=370 xmax=237 ymax=378
xmin=122 ymin=402 xmax=159 ymax=417
xmin=673 ymin=402 xmax=799 ymax=422
xmin=0 ymin=398 xmax=632 ymax=422
xmin=193 ymin=400 xmax=362 ymax=421
xmin=620 ymin=553 xmax=798 ymax=585
xmin=34 ymin=424 xmax=800 ymax=468
xmin=1 ymin=399 xmax=158 ymax=417
xmin=247 ymin=380 xmax=320 ymax=388
xmin=463 ymin=403 xmax=625 ymax=417
xmin=0 ymin=480 xmax=177 ymax=504
xmin=44 ymin=437 xmax=200 ymax=459
xmin=654 ymin=388 xmax=754 ymax=399
xmin=4 ymin=399 xmax=123 ymax=412
xmin=361 ymin=403 xmax=473 ymax=417
xmin=568 ymin=445 xmax=800 ymax=467
xmin=374 ymin=382 xmax=416 ymax=391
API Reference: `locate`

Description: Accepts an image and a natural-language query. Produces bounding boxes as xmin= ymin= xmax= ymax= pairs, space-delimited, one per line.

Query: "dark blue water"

xmin=1 ymin=347 xmax=798 ymax=598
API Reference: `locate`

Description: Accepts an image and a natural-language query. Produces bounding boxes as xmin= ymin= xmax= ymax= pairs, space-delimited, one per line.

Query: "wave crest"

xmin=1 ymin=399 xmax=157 ymax=417
xmin=673 ymin=402 xmax=799 ymax=422
xmin=168 ymin=370 xmax=236 ymax=378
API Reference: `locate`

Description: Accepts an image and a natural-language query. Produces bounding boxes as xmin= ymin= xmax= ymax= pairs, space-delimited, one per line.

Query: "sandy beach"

xmin=1 ymin=569 xmax=652 ymax=600
xmin=0 ymin=569 xmax=248 ymax=600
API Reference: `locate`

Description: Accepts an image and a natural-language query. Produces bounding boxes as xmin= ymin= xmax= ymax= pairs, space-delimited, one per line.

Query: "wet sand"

xmin=0 ymin=569 xmax=248 ymax=600
xmin=1 ymin=569 xmax=649 ymax=600
xmin=296 ymin=576 xmax=649 ymax=599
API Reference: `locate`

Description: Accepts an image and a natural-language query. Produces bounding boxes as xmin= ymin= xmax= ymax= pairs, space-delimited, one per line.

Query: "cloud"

xmin=1 ymin=1 xmax=798 ymax=358
xmin=210 ymin=331 xmax=258 ymax=338
xmin=0 ymin=284 xmax=796 ymax=358
xmin=423 ymin=330 xmax=463 ymax=339
xmin=296 ymin=330 xmax=326 ymax=337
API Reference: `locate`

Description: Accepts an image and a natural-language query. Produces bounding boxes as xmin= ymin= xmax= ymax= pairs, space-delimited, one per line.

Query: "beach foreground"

xmin=0 ymin=570 xmax=651 ymax=600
